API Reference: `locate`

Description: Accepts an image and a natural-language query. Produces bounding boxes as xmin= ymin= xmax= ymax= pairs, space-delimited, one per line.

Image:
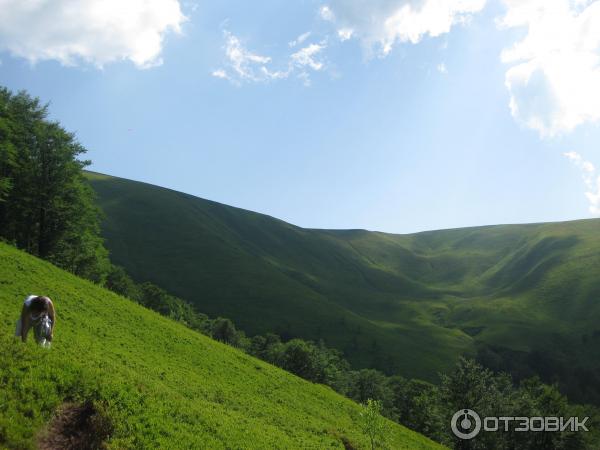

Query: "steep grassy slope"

xmin=0 ymin=242 xmax=445 ymax=449
xmin=87 ymin=172 xmax=600 ymax=395
xmin=87 ymin=172 xmax=471 ymax=379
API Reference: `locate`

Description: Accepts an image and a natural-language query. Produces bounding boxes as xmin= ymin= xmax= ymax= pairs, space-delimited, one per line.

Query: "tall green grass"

xmin=0 ymin=243 xmax=444 ymax=449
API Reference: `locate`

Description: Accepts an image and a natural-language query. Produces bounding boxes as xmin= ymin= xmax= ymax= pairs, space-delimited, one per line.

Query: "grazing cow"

xmin=15 ymin=295 xmax=55 ymax=346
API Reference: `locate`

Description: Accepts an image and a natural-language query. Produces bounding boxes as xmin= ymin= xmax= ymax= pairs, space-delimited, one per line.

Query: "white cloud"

xmin=0 ymin=0 xmax=186 ymax=68
xmin=222 ymin=32 xmax=272 ymax=80
xmin=290 ymin=43 xmax=326 ymax=86
xmin=213 ymin=32 xmax=326 ymax=86
xmin=500 ymin=0 xmax=600 ymax=137
xmin=211 ymin=69 xmax=230 ymax=80
xmin=337 ymin=29 xmax=354 ymax=42
xmin=564 ymin=151 xmax=600 ymax=215
xmin=320 ymin=6 xmax=335 ymax=22
xmin=320 ymin=0 xmax=486 ymax=55
xmin=211 ymin=32 xmax=291 ymax=85
xmin=437 ymin=62 xmax=448 ymax=74
xmin=291 ymin=43 xmax=325 ymax=71
xmin=289 ymin=32 xmax=312 ymax=48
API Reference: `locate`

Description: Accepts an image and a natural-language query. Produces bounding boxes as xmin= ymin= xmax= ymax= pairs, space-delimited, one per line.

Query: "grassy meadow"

xmin=0 ymin=242 xmax=445 ymax=449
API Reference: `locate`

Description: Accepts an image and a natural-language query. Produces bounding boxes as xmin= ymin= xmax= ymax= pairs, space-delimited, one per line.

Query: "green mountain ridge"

xmin=86 ymin=171 xmax=600 ymax=401
xmin=0 ymin=242 xmax=444 ymax=449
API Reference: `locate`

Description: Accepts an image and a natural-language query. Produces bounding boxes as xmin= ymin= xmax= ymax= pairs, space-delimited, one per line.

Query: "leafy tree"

xmin=210 ymin=317 xmax=240 ymax=345
xmin=0 ymin=108 xmax=16 ymax=203
xmin=508 ymin=378 xmax=589 ymax=450
xmin=277 ymin=339 xmax=326 ymax=383
xmin=439 ymin=358 xmax=514 ymax=450
xmin=360 ymin=399 xmax=386 ymax=450
xmin=348 ymin=369 xmax=393 ymax=413
xmin=0 ymin=87 xmax=109 ymax=281
xmin=316 ymin=340 xmax=351 ymax=394
xmin=137 ymin=282 xmax=208 ymax=331
xmin=387 ymin=376 xmax=444 ymax=441
xmin=105 ymin=265 xmax=141 ymax=301
xmin=253 ymin=336 xmax=277 ymax=361
xmin=248 ymin=333 xmax=283 ymax=362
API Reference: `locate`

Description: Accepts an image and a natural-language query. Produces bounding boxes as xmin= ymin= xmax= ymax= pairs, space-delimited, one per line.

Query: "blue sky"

xmin=1 ymin=0 xmax=599 ymax=233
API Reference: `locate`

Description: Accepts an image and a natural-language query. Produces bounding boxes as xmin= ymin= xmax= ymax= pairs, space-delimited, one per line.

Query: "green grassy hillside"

xmin=0 ymin=242 xmax=444 ymax=449
xmin=87 ymin=172 xmax=600 ymax=399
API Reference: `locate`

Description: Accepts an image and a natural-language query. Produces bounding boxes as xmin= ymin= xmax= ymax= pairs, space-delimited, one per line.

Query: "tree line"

xmin=105 ymin=264 xmax=600 ymax=450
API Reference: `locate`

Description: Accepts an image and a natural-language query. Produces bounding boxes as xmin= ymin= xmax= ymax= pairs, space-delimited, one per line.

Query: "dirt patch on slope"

xmin=37 ymin=402 xmax=111 ymax=450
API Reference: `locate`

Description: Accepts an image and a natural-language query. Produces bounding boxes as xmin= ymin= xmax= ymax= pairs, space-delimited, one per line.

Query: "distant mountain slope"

xmin=87 ymin=172 xmax=600 ymax=399
xmin=0 ymin=243 xmax=444 ymax=449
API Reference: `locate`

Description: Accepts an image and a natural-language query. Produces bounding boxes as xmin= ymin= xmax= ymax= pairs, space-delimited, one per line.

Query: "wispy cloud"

xmin=291 ymin=43 xmax=325 ymax=71
xmin=211 ymin=69 xmax=230 ymax=80
xmin=437 ymin=62 xmax=448 ymax=74
xmin=211 ymin=32 xmax=288 ymax=85
xmin=213 ymin=31 xmax=326 ymax=86
xmin=564 ymin=151 xmax=600 ymax=215
xmin=290 ymin=42 xmax=326 ymax=86
xmin=0 ymin=0 xmax=186 ymax=68
xmin=289 ymin=32 xmax=312 ymax=48
xmin=319 ymin=6 xmax=335 ymax=22
xmin=500 ymin=0 xmax=600 ymax=137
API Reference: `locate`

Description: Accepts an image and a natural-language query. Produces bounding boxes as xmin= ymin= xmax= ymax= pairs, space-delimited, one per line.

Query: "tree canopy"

xmin=0 ymin=87 xmax=109 ymax=281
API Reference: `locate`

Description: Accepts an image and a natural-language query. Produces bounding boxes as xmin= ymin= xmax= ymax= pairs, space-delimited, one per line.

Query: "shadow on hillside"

xmin=37 ymin=402 xmax=112 ymax=450
xmin=486 ymin=235 xmax=579 ymax=293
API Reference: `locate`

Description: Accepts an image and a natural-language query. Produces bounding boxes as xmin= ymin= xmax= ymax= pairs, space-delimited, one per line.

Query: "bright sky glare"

xmin=1 ymin=0 xmax=599 ymax=233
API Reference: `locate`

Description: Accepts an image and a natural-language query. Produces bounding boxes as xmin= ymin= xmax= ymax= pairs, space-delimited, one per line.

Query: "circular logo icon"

xmin=451 ymin=409 xmax=481 ymax=440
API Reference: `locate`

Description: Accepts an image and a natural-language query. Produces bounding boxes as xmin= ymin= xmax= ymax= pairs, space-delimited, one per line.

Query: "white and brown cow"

xmin=15 ymin=295 xmax=56 ymax=345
